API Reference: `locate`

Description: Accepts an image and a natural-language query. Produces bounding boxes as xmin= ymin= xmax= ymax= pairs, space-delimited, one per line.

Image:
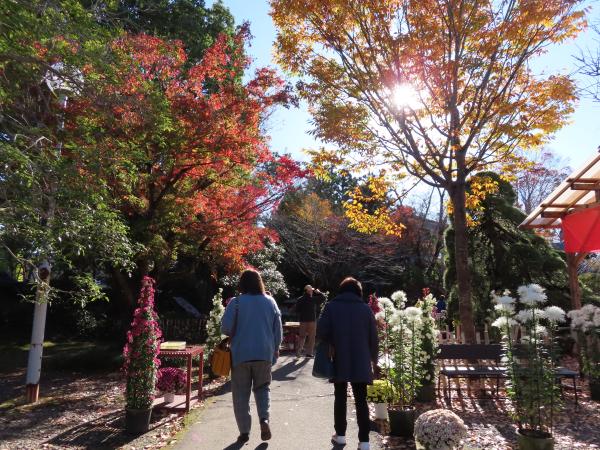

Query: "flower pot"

xmin=388 ymin=406 xmax=416 ymax=437
xmin=373 ymin=402 xmax=388 ymax=420
xmin=416 ymin=382 xmax=436 ymax=403
xmin=517 ymin=429 xmax=554 ymax=450
xmin=125 ymin=407 xmax=152 ymax=434
xmin=590 ymin=379 xmax=600 ymax=402
xmin=164 ymin=392 xmax=175 ymax=403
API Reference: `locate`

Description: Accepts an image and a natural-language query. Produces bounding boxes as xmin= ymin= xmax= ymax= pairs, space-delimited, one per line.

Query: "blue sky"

xmin=208 ymin=0 xmax=600 ymax=171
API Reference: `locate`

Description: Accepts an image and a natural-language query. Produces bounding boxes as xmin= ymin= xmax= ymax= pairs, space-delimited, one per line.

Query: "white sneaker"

xmin=331 ymin=434 xmax=346 ymax=445
xmin=357 ymin=443 xmax=370 ymax=450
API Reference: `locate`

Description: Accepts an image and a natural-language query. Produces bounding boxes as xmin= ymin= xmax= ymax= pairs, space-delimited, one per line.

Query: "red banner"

xmin=562 ymin=205 xmax=600 ymax=253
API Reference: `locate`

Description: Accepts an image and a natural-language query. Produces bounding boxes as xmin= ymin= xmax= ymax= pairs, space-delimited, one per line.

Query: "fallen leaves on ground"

xmin=0 ymin=369 xmax=228 ymax=450
xmin=374 ymin=357 xmax=599 ymax=450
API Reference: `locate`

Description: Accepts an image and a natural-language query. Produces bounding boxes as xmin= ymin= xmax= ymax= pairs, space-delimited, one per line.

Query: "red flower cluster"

xmin=368 ymin=294 xmax=381 ymax=315
xmin=156 ymin=367 xmax=187 ymax=394
xmin=122 ymin=276 xmax=162 ymax=410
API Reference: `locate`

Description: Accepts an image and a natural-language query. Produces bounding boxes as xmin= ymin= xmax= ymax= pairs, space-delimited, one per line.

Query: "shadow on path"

xmin=272 ymin=357 xmax=309 ymax=381
xmin=223 ymin=440 xmax=270 ymax=450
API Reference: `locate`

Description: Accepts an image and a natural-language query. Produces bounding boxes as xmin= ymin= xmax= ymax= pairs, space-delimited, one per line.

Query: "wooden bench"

xmin=436 ymin=344 xmax=505 ymax=398
xmin=436 ymin=344 xmax=579 ymax=403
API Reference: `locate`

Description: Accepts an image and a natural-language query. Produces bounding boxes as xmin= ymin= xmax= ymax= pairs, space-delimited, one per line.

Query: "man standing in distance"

xmin=295 ymin=284 xmax=323 ymax=357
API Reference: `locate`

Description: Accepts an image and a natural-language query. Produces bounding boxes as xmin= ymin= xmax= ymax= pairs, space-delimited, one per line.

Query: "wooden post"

xmin=566 ymin=252 xmax=588 ymax=310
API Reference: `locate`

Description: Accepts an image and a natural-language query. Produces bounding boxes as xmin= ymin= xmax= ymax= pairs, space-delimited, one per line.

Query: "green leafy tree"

xmin=444 ymin=173 xmax=569 ymax=325
xmin=0 ymin=0 xmax=136 ymax=402
xmin=82 ymin=0 xmax=235 ymax=63
xmin=222 ymin=241 xmax=289 ymax=299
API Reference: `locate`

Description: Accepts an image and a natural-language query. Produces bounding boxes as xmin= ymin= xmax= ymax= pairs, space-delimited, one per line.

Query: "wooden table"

xmin=155 ymin=345 xmax=204 ymax=412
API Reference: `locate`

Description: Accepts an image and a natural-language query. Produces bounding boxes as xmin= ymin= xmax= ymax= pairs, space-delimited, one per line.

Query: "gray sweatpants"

xmin=231 ymin=360 xmax=272 ymax=434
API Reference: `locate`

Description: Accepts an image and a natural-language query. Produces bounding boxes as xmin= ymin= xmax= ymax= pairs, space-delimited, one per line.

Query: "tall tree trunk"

xmin=449 ymin=184 xmax=476 ymax=344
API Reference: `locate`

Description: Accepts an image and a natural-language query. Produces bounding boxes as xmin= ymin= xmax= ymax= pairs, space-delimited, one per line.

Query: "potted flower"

xmin=387 ymin=291 xmax=426 ymax=438
xmin=568 ymin=304 xmax=600 ymax=401
xmin=492 ymin=284 xmax=565 ymax=450
xmin=414 ymin=409 xmax=467 ymax=450
xmin=416 ymin=289 xmax=439 ymax=402
xmin=156 ymin=367 xmax=187 ymax=403
xmin=122 ymin=277 xmax=162 ymax=434
xmin=366 ymin=379 xmax=394 ymax=420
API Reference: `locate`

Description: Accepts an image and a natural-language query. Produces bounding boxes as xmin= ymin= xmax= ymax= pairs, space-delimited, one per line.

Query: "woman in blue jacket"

xmin=221 ymin=269 xmax=282 ymax=443
xmin=317 ymin=277 xmax=378 ymax=450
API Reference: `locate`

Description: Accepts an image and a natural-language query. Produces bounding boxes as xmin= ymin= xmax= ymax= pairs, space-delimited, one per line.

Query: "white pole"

xmin=25 ymin=263 xmax=51 ymax=403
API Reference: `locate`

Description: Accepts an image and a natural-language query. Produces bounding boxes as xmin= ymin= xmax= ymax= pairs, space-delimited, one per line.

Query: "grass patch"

xmin=0 ymin=341 xmax=123 ymax=373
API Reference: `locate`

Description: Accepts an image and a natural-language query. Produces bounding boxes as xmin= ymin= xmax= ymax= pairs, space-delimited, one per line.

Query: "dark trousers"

xmin=334 ymin=382 xmax=370 ymax=443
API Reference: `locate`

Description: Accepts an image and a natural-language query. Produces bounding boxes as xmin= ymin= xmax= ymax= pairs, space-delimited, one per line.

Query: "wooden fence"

xmin=159 ymin=317 xmax=207 ymax=344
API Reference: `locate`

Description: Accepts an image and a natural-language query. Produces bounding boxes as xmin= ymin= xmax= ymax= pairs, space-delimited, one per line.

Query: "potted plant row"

xmin=492 ymin=284 xmax=566 ymax=450
xmin=568 ymin=304 xmax=600 ymax=401
xmin=374 ymin=290 xmax=436 ymax=437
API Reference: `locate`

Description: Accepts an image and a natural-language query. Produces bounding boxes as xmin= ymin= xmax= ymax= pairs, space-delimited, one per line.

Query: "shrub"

xmin=122 ymin=277 xmax=162 ymax=410
xmin=414 ymin=409 xmax=467 ymax=450
xmin=204 ymin=288 xmax=225 ymax=363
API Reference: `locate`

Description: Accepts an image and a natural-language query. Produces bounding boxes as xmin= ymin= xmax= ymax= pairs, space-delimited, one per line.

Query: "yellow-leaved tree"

xmin=270 ymin=0 xmax=586 ymax=342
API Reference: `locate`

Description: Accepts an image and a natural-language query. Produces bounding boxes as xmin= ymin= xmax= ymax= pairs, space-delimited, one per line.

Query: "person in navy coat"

xmin=316 ymin=277 xmax=378 ymax=450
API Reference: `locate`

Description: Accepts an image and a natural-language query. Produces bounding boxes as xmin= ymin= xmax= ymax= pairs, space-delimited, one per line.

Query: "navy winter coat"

xmin=316 ymin=292 xmax=378 ymax=383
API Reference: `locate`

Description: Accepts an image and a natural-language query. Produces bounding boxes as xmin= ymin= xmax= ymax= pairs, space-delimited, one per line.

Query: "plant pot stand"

xmin=388 ymin=407 xmax=417 ymax=437
xmin=156 ymin=345 xmax=204 ymax=412
xmin=125 ymin=408 xmax=152 ymax=434
xmin=517 ymin=430 xmax=554 ymax=450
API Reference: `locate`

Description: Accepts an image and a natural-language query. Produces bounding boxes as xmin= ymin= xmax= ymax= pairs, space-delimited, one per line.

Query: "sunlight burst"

xmin=392 ymin=83 xmax=421 ymax=110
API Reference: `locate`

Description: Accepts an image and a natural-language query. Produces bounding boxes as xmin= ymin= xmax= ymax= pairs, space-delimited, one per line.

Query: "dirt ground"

xmin=0 ymin=368 xmax=225 ymax=450
xmin=381 ymin=357 xmax=600 ymax=450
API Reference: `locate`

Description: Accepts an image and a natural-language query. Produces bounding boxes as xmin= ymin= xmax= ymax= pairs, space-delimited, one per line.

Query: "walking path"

xmin=176 ymin=355 xmax=382 ymax=450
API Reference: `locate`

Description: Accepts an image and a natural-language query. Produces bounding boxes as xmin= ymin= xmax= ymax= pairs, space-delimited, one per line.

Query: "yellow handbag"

xmin=210 ymin=298 xmax=239 ymax=377
xmin=211 ymin=338 xmax=232 ymax=377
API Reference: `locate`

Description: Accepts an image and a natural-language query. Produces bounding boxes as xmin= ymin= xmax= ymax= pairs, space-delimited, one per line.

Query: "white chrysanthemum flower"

xmin=544 ymin=306 xmax=566 ymax=323
xmin=389 ymin=309 xmax=404 ymax=328
xmin=491 ymin=317 xmax=517 ymax=328
xmin=516 ymin=308 xmax=546 ymax=323
xmin=518 ymin=284 xmax=547 ymax=305
xmin=494 ymin=303 xmax=515 ymax=314
xmin=391 ymin=290 xmax=407 ymax=308
xmin=404 ymin=306 xmax=422 ymax=320
xmin=594 ymin=310 xmax=600 ymax=327
xmin=495 ymin=295 xmax=516 ymax=305
xmin=378 ymin=296 xmax=395 ymax=311
xmin=375 ymin=311 xmax=386 ymax=321
xmin=581 ymin=304 xmax=597 ymax=316
xmin=534 ymin=325 xmax=548 ymax=336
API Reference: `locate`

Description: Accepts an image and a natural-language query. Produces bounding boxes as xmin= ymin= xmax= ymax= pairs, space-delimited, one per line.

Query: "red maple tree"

xmin=66 ymin=27 xmax=304 ymax=302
